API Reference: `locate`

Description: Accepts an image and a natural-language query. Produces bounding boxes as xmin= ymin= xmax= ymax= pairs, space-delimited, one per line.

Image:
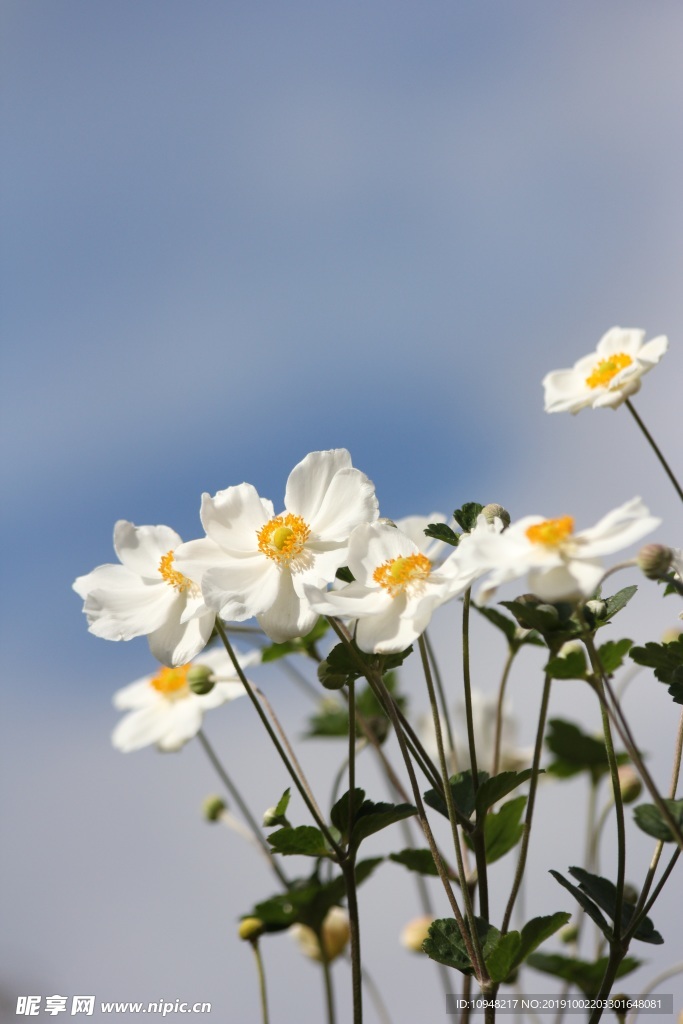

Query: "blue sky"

xmin=3 ymin=2 xmax=683 ymax=1019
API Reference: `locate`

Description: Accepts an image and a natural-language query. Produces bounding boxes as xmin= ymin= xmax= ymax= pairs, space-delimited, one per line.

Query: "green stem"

xmin=501 ymin=674 xmax=552 ymax=934
xmin=492 ymin=647 xmax=516 ymax=778
xmin=214 ymin=619 xmax=343 ymax=859
xmin=461 ymin=588 xmax=480 ymax=786
xmin=348 ymin=680 xmax=357 ymax=846
xmin=250 ymin=940 xmax=269 ymax=1024
xmin=425 ymin=629 xmax=458 ymax=771
xmin=342 ymin=859 xmax=363 ymax=1024
xmin=197 ymin=730 xmax=290 ymax=888
xmin=625 ymin=398 xmax=683 ymax=504
xmin=319 ymin=933 xmax=337 ymax=1024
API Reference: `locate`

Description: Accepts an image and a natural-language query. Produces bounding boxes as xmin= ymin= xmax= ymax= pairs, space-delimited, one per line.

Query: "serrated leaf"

xmin=268 ymin=825 xmax=334 ymax=858
xmin=630 ymin=635 xmax=683 ymax=705
xmin=475 ymin=769 xmax=535 ymax=817
xmin=424 ymin=522 xmax=459 ymax=547
xmin=545 ymin=649 xmax=588 ymax=680
xmin=260 ymin=618 xmax=329 ymax=662
xmin=602 ymin=585 xmax=638 ymax=621
xmin=515 ymin=912 xmax=572 ymax=966
xmin=634 ymin=799 xmax=683 ymax=842
xmin=485 ymin=932 xmax=521 ymax=983
xmin=545 ymin=719 xmax=612 ymax=780
xmin=549 ymin=870 xmax=611 ymax=939
xmin=350 ymin=799 xmax=417 ymax=849
xmin=423 ymin=769 xmax=488 ymax=823
xmin=568 ymin=867 xmax=664 ymax=944
xmin=527 ymin=952 xmax=641 ymax=996
xmin=467 ymin=795 xmax=526 ymax=864
xmin=330 ymin=788 xmax=365 ymax=841
xmin=453 ymin=502 xmax=484 ymax=533
xmin=423 ymin=916 xmax=498 ymax=975
xmin=389 ymin=848 xmax=445 ymax=878
xmin=597 ymin=638 xmax=633 ymax=674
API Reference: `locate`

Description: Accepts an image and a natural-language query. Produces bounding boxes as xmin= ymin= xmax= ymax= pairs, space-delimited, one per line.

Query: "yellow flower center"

xmin=585 ymin=352 xmax=633 ymax=389
xmin=257 ymin=514 xmax=311 ymax=564
xmin=158 ymin=550 xmax=194 ymax=592
xmin=373 ymin=553 xmax=432 ymax=597
xmin=525 ymin=516 xmax=575 ymax=547
xmin=150 ymin=664 xmax=191 ymax=698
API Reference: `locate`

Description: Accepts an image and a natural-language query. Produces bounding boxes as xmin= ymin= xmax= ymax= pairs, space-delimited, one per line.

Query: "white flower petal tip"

xmin=460 ymin=498 xmax=660 ymax=605
xmin=543 ymin=327 xmax=668 ymax=414
xmin=111 ymin=646 xmax=252 ymax=753
xmin=74 ymin=522 xmax=215 ymax=667
xmin=175 ymin=450 xmax=379 ymax=644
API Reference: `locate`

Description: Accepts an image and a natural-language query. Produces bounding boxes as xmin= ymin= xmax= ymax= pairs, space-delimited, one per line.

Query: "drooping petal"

xmin=113 ymin=521 xmax=183 ymax=579
xmin=576 ymin=497 xmax=660 ymax=557
xmin=528 ymin=560 xmax=604 ymax=602
xmin=257 ymin=571 xmax=319 ymax=642
xmin=77 ymin=567 xmax=175 ymax=640
xmin=147 ymin=604 xmax=215 ymax=667
xmin=305 ymin=581 xmax=390 ymax=618
xmin=355 ymin=597 xmax=419 ymax=654
xmin=112 ymin=678 xmax=158 ymax=711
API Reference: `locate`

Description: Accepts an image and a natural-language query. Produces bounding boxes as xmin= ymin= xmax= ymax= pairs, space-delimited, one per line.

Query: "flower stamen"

xmin=526 ymin=516 xmax=574 ymax=547
xmin=373 ymin=553 xmax=432 ymax=597
xmin=585 ymin=352 xmax=633 ymax=389
xmin=150 ymin=664 xmax=191 ymax=698
xmin=159 ymin=550 xmax=194 ymax=592
xmin=257 ymin=514 xmax=311 ymax=564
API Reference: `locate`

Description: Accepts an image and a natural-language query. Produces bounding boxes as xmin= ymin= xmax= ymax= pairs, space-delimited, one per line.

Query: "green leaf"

xmin=424 ymin=522 xmax=459 ymax=547
xmin=602 ymin=585 xmax=638 ymax=621
xmin=475 ymin=769 xmax=535 ymax=817
xmin=469 ymin=795 xmax=526 ymax=864
xmin=634 ymin=799 xmax=683 ymax=842
xmin=515 ymin=913 xmax=572 ymax=967
xmin=630 ymin=635 xmax=683 ymax=705
xmin=260 ymin=618 xmax=329 ymax=662
xmin=423 ymin=916 xmax=498 ymax=974
xmin=268 ymin=826 xmax=334 ymax=858
xmin=423 ymin=769 xmax=488 ymax=823
xmin=549 ymin=870 xmax=611 ymax=939
xmin=264 ymin=788 xmax=291 ymax=827
xmin=500 ymin=600 xmax=571 ymax=635
xmin=305 ymin=672 xmax=406 ymax=741
xmin=545 ymin=719 xmax=613 ymax=780
xmin=545 ymin=648 xmax=588 ymax=680
xmin=485 ymin=932 xmax=521 ymax=983
xmin=389 ymin=848 xmax=448 ymax=878
xmin=567 ymin=867 xmax=664 ymax=945
xmin=350 ymin=799 xmax=417 ymax=850
xmin=597 ymin=638 xmax=633 ymax=674
xmin=330 ymin=788 xmax=365 ymax=841
xmin=527 ymin=953 xmax=641 ymax=996
xmin=322 ymin=857 xmax=384 ymax=905
xmin=335 ymin=566 xmax=355 ymax=583
xmin=474 ymin=605 xmax=519 ymax=646
xmin=453 ymin=502 xmax=484 ymax=533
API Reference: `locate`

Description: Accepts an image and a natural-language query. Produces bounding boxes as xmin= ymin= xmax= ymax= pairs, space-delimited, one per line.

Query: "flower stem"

xmin=625 ymin=398 xmax=683 ymax=504
xmin=461 ymin=588 xmax=480 ymax=786
xmin=492 ymin=647 xmax=516 ymax=778
xmin=250 ymin=939 xmax=269 ymax=1024
xmin=424 ymin=629 xmax=458 ymax=771
xmin=196 ymin=730 xmax=290 ymax=888
xmin=319 ymin=935 xmax=337 ymax=1024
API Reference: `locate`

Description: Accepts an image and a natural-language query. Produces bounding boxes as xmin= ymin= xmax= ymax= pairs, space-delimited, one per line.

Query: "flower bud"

xmin=559 ymin=923 xmax=579 ymax=944
xmin=535 ymin=603 xmax=560 ymax=622
xmin=188 ymin=664 xmax=215 ymax=695
xmin=317 ymin=659 xmax=350 ymax=690
xmin=202 ymin=795 xmax=226 ymax=822
xmin=637 ymin=543 xmax=673 ymax=580
xmin=239 ymin=917 xmax=265 ymax=942
xmin=400 ymin=915 xmax=435 ymax=953
xmin=617 ymin=765 xmax=642 ymax=804
xmin=557 ymin=640 xmax=583 ymax=658
xmin=290 ymin=907 xmax=350 ymax=963
xmin=481 ymin=504 xmax=510 ymax=528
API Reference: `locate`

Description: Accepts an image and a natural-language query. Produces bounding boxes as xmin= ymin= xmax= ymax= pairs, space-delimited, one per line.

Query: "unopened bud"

xmin=400 ymin=915 xmax=435 ymax=952
xmin=617 ymin=765 xmax=642 ymax=804
xmin=290 ymin=907 xmax=350 ymax=963
xmin=481 ymin=504 xmax=510 ymax=528
xmin=202 ymin=795 xmax=226 ymax=822
xmin=560 ymin=923 xmax=579 ymax=944
xmin=535 ymin=603 xmax=560 ymax=622
xmin=585 ymin=599 xmax=607 ymax=620
xmin=317 ymin=659 xmax=349 ymax=690
xmin=558 ymin=640 xmax=582 ymax=658
xmin=239 ymin=917 xmax=265 ymax=942
xmin=637 ymin=543 xmax=673 ymax=580
xmin=188 ymin=664 xmax=215 ymax=695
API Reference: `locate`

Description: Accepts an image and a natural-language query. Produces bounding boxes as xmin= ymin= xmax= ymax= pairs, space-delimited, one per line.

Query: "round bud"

xmin=290 ymin=907 xmax=350 ymax=963
xmin=188 ymin=664 xmax=215 ymax=695
xmin=637 ymin=543 xmax=673 ymax=580
xmin=317 ymin=659 xmax=349 ymax=690
xmin=481 ymin=503 xmax=510 ymax=528
xmin=262 ymin=806 xmax=282 ymax=828
xmin=535 ymin=603 xmax=560 ymax=623
xmin=617 ymin=765 xmax=642 ymax=804
xmin=400 ymin=915 xmax=435 ymax=953
xmin=585 ymin=599 xmax=607 ymax=621
xmin=202 ymin=795 xmax=226 ymax=822
xmin=238 ymin=917 xmax=265 ymax=942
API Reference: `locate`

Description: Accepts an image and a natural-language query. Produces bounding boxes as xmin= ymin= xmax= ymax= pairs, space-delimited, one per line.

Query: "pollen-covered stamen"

xmin=158 ymin=550 xmax=194 ymax=593
xmin=150 ymin=664 xmax=191 ymax=698
xmin=373 ymin=553 xmax=432 ymax=597
xmin=257 ymin=513 xmax=311 ymax=564
xmin=526 ymin=516 xmax=575 ymax=547
xmin=585 ymin=352 xmax=633 ymax=389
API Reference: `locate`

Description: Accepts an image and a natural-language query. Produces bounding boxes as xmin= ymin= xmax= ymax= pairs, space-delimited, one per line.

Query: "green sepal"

xmin=633 ymin=799 xmax=683 ymax=842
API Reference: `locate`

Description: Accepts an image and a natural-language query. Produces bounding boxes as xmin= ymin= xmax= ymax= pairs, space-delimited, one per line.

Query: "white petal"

xmin=355 ymin=597 xmax=419 ymax=654
xmin=173 ymin=536 xmax=226 ymax=590
xmin=113 ymin=521 xmax=183 ymax=579
xmin=284 ymin=449 xmax=353 ymax=522
xmin=156 ymin=700 xmax=204 ymax=751
xmin=528 ymin=560 xmax=604 ymax=602
xmin=112 ymin=677 xmax=158 ymax=710
xmin=202 ymin=557 xmax=280 ymax=620
xmin=199 ymin=680 xmax=248 ymax=709
xmin=112 ymin=706 xmax=170 ymax=752
xmin=596 ymin=327 xmax=645 ymax=357
xmin=201 ymin=484 xmax=274 ymax=553
xmin=305 ymin=581 xmax=390 ymax=618
xmin=542 ymin=368 xmax=593 ymax=414
xmin=575 ymin=498 xmax=660 ymax=557
xmin=147 ymin=605 xmax=215 ymax=667
xmin=347 ymin=523 xmax=419 ymax=586
xmin=257 ymin=571 xmax=319 ymax=642
xmin=636 ymin=334 xmax=668 ymax=367
xmin=394 ymin=513 xmax=448 ymax=559
xmin=79 ymin=570 xmax=175 ymax=641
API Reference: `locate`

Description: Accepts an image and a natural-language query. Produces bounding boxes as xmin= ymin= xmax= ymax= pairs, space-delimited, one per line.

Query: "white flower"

xmin=174 ymin=449 xmax=378 ymax=644
xmin=304 ymin=521 xmax=481 ymax=654
xmin=73 ymin=522 xmax=215 ymax=667
xmin=112 ymin=646 xmax=257 ymax=753
xmin=543 ymin=327 xmax=668 ymax=414
xmin=460 ymin=498 xmax=660 ymax=604
xmin=394 ymin=511 xmax=453 ymax=563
